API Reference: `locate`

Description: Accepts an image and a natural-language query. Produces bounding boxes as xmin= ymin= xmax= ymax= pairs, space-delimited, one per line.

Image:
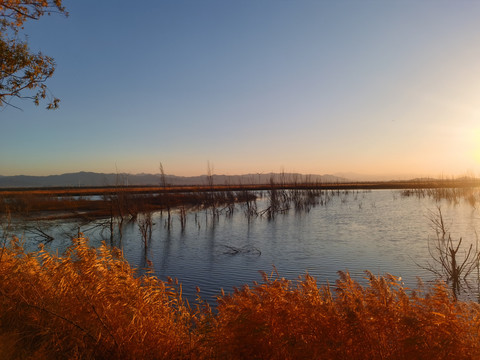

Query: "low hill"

xmin=0 ymin=172 xmax=347 ymax=188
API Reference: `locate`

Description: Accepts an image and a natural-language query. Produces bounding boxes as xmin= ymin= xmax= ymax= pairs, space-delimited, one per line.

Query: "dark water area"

xmin=4 ymin=189 xmax=480 ymax=304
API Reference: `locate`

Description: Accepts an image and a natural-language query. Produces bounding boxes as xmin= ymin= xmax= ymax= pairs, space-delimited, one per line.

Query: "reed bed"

xmin=401 ymin=187 xmax=480 ymax=207
xmin=0 ymin=237 xmax=195 ymax=359
xmin=0 ymin=190 xmax=256 ymax=221
xmin=2 ymin=177 xmax=477 ymax=219
xmin=1 ymin=237 xmax=480 ymax=359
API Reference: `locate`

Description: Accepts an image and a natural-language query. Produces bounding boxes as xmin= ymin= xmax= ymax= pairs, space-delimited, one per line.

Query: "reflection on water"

xmin=5 ymin=190 xmax=480 ymax=303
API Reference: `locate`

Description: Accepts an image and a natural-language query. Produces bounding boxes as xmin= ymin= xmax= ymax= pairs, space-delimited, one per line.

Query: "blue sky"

xmin=2 ymin=0 xmax=480 ymax=178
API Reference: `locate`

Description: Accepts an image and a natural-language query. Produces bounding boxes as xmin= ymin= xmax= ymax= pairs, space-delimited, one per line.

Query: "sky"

xmin=2 ymin=0 xmax=480 ymax=179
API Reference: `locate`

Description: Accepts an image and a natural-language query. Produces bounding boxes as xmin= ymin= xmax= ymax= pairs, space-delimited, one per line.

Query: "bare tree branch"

xmin=0 ymin=1 xmax=67 ymax=109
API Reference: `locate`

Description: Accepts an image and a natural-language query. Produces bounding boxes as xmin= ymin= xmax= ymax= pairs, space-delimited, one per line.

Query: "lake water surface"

xmin=10 ymin=189 xmax=480 ymax=303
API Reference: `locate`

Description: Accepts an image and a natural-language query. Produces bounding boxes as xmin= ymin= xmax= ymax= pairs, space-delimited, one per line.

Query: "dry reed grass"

xmin=0 ymin=236 xmax=195 ymax=359
xmin=1 ymin=237 xmax=480 ymax=359
xmin=209 ymin=271 xmax=480 ymax=359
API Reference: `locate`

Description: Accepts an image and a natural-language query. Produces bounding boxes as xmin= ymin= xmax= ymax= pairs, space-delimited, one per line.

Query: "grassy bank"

xmin=2 ymin=178 xmax=480 ymax=198
xmin=1 ymin=237 xmax=480 ymax=359
xmin=1 ymin=178 xmax=479 ymax=221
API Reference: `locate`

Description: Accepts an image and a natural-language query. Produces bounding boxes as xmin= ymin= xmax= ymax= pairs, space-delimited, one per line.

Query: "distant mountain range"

xmin=0 ymin=172 xmax=348 ymax=188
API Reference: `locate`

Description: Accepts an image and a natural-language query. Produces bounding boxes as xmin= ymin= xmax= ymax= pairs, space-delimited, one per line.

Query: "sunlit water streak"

xmin=6 ymin=189 xmax=480 ymax=304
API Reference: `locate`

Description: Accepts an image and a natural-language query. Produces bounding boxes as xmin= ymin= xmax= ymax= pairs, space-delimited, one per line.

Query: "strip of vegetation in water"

xmin=401 ymin=186 xmax=480 ymax=207
xmin=0 ymin=235 xmax=479 ymax=359
xmin=1 ymin=178 xmax=479 ymax=221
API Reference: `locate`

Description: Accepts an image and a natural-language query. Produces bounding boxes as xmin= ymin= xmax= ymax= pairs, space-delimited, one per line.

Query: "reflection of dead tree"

xmin=138 ymin=213 xmax=153 ymax=266
xmin=138 ymin=213 xmax=153 ymax=248
xmin=204 ymin=161 xmax=218 ymax=217
xmin=420 ymin=207 xmax=480 ymax=300
xmin=159 ymin=162 xmax=172 ymax=229
xmin=179 ymin=207 xmax=186 ymax=232
xmin=225 ymin=191 xmax=235 ymax=216
xmin=29 ymin=225 xmax=54 ymax=242
xmin=220 ymin=244 xmax=261 ymax=256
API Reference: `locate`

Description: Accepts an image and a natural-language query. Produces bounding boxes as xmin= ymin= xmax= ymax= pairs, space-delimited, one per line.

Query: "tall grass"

xmin=1 ymin=237 xmax=480 ymax=359
xmin=401 ymin=187 xmax=480 ymax=207
xmin=210 ymin=271 xmax=480 ymax=359
xmin=0 ymin=237 xmax=194 ymax=359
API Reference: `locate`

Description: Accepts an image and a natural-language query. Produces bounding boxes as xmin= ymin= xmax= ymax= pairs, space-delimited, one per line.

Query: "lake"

xmin=6 ymin=189 xmax=480 ymax=303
